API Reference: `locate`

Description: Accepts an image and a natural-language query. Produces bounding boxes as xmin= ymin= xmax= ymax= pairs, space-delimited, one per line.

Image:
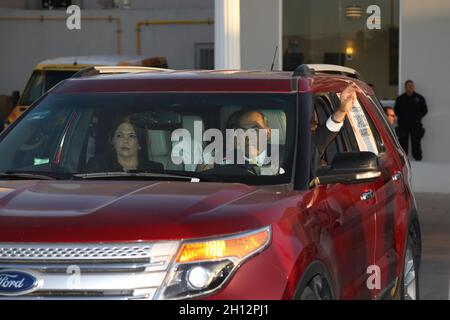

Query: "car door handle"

xmin=392 ymin=171 xmax=402 ymax=181
xmin=360 ymin=190 xmax=375 ymax=201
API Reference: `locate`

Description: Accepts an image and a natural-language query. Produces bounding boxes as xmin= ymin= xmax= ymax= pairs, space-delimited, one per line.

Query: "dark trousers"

xmin=398 ymin=125 xmax=424 ymax=161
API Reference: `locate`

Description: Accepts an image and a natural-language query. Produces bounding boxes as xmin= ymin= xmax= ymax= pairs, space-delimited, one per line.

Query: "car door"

xmin=358 ymin=94 xmax=406 ymax=299
xmin=306 ymin=93 xmax=377 ymax=299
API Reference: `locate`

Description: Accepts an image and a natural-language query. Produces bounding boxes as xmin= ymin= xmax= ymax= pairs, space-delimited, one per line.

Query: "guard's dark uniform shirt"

xmin=394 ymin=92 xmax=428 ymax=160
xmin=394 ymin=92 xmax=428 ymax=128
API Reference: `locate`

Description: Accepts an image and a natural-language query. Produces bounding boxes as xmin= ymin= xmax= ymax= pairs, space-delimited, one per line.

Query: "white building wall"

xmin=401 ymin=0 xmax=450 ymax=162
xmin=240 ymin=0 xmax=281 ymax=70
xmin=0 ymin=1 xmax=214 ymax=96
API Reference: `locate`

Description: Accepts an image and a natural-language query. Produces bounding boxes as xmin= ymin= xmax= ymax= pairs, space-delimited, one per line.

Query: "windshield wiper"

xmin=74 ymin=171 xmax=202 ymax=182
xmin=0 ymin=170 xmax=72 ymax=180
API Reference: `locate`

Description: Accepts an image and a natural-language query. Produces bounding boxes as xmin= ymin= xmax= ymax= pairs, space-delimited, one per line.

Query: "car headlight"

xmin=155 ymin=226 xmax=271 ymax=300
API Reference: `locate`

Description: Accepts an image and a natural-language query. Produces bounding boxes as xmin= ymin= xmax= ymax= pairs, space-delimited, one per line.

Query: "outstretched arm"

xmin=332 ymin=84 xmax=358 ymax=123
xmin=315 ymin=84 xmax=358 ymax=156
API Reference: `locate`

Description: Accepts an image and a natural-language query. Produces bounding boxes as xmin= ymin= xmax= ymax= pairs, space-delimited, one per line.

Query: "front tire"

xmin=401 ymin=230 xmax=420 ymax=300
xmin=298 ymin=275 xmax=333 ymax=300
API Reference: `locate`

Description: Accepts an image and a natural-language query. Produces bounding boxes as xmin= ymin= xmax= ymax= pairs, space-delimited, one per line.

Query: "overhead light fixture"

xmin=346 ymin=5 xmax=363 ymax=20
xmin=346 ymin=46 xmax=354 ymax=61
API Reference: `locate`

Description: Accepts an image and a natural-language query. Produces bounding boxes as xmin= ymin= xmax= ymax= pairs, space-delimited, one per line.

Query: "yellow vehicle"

xmin=6 ymin=55 xmax=168 ymax=126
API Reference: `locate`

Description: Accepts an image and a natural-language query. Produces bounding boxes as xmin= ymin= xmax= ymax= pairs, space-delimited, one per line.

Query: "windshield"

xmin=0 ymin=92 xmax=297 ymax=185
xmin=19 ymin=70 xmax=77 ymax=106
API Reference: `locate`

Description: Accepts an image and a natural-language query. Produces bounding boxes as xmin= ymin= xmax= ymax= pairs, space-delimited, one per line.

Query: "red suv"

xmin=0 ymin=65 xmax=420 ymax=300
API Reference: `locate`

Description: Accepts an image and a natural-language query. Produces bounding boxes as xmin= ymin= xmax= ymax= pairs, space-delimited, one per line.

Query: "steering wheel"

xmin=19 ymin=126 xmax=48 ymax=152
xmin=201 ymin=163 xmax=260 ymax=176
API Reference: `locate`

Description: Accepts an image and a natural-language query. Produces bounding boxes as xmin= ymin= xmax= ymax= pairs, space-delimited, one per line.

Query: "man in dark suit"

xmin=310 ymin=84 xmax=357 ymax=177
xmin=219 ymin=110 xmax=282 ymax=175
xmin=221 ymin=84 xmax=357 ymax=176
xmin=395 ymin=80 xmax=428 ymax=161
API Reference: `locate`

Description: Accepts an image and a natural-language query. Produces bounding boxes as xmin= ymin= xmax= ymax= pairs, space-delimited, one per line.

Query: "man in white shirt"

xmin=173 ymin=84 xmax=357 ymax=176
xmin=220 ymin=84 xmax=357 ymax=175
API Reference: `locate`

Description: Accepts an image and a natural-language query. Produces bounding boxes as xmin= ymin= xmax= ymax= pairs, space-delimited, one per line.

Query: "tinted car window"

xmin=19 ymin=70 xmax=77 ymax=106
xmin=0 ymin=92 xmax=297 ymax=185
xmin=333 ymin=93 xmax=383 ymax=155
xmin=369 ymin=95 xmax=402 ymax=150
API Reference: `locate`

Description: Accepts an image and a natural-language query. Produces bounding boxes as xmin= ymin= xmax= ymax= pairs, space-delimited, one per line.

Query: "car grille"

xmin=0 ymin=242 xmax=179 ymax=300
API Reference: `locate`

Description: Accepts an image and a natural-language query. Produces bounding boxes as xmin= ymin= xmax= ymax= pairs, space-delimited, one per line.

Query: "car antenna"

xmin=270 ymin=46 xmax=278 ymax=71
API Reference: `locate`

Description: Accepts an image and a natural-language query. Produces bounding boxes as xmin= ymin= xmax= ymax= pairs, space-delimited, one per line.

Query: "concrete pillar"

xmin=214 ymin=0 xmax=241 ymax=69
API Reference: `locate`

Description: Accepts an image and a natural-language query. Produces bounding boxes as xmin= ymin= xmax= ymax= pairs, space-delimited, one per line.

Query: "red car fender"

xmin=274 ymin=211 xmax=338 ymax=300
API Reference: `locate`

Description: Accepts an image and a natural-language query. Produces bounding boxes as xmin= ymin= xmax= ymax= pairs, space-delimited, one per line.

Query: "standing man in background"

xmin=395 ymin=80 xmax=428 ymax=161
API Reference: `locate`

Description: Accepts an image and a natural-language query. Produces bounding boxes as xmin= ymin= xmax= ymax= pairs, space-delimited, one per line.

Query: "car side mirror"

xmin=315 ymin=151 xmax=381 ymax=185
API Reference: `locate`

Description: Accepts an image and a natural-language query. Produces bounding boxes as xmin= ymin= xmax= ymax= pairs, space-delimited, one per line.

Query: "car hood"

xmin=0 ymin=180 xmax=302 ymax=242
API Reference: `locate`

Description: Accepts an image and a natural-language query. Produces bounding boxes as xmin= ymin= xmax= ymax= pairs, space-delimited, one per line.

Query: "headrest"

xmin=148 ymin=130 xmax=170 ymax=156
xmin=182 ymin=116 xmax=204 ymax=142
xmin=261 ymin=110 xmax=286 ymax=145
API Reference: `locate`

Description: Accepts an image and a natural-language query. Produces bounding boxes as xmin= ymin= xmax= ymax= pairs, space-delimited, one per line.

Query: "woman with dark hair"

xmin=88 ymin=117 xmax=163 ymax=172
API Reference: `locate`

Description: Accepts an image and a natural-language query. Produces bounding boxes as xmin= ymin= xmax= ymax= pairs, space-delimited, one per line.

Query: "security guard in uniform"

xmin=395 ymin=80 xmax=428 ymax=161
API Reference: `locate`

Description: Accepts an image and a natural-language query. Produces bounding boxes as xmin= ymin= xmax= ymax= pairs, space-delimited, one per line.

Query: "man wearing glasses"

xmin=223 ymin=85 xmax=357 ymax=176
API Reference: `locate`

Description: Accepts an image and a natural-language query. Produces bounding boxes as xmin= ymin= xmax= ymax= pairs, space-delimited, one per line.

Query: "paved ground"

xmin=411 ymin=162 xmax=450 ymax=194
xmin=415 ymin=193 xmax=450 ymax=300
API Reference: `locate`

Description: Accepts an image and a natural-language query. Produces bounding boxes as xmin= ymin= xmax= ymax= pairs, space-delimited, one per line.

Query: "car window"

xmin=10 ymin=107 xmax=72 ymax=169
xmin=335 ymin=93 xmax=381 ymax=155
xmin=357 ymin=97 xmax=386 ymax=154
xmin=0 ymin=92 xmax=297 ymax=185
xmin=19 ymin=70 xmax=76 ymax=106
xmin=313 ymin=94 xmax=346 ymax=163
xmin=369 ymin=95 xmax=402 ymax=150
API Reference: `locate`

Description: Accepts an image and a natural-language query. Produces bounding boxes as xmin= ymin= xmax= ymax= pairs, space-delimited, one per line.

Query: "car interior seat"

xmin=147 ymin=116 xmax=205 ymax=172
xmin=147 ymin=130 xmax=183 ymax=171
xmin=260 ymin=110 xmax=286 ymax=146
xmin=179 ymin=115 xmax=204 ymax=171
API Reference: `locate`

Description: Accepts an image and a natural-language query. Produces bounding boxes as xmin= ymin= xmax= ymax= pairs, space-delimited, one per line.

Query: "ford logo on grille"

xmin=0 ymin=270 xmax=41 ymax=296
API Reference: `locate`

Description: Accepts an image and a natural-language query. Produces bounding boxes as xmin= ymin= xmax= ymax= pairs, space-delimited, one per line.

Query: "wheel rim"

xmin=404 ymin=245 xmax=417 ymax=300
xmin=311 ymin=276 xmax=332 ymax=300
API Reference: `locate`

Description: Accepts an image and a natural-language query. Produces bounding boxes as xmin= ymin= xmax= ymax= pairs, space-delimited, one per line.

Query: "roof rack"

xmin=71 ymin=66 xmax=173 ymax=78
xmin=293 ymin=64 xmax=363 ymax=80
